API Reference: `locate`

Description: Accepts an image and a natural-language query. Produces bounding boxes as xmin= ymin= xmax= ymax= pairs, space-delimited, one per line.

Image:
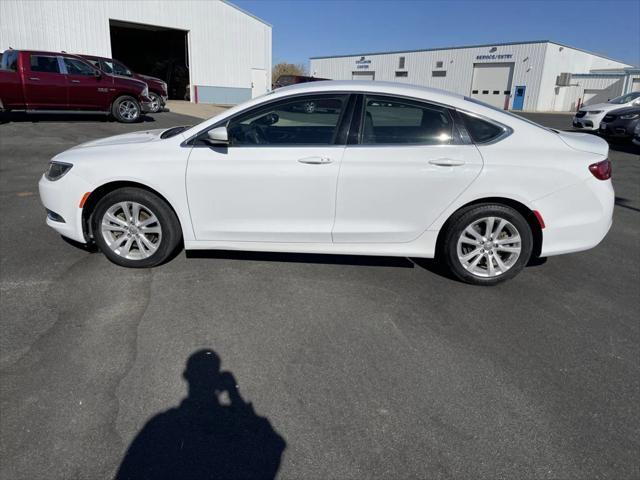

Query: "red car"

xmin=0 ymin=49 xmax=152 ymax=123
xmin=81 ymin=54 xmax=168 ymax=113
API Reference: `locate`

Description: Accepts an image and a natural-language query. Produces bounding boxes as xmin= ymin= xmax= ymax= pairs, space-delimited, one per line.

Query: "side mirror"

xmin=205 ymin=126 xmax=228 ymax=146
xmin=94 ymin=70 xmax=102 ymax=79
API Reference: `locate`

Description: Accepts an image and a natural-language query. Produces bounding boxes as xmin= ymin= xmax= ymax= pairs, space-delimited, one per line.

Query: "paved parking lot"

xmin=1 ymin=111 xmax=639 ymax=479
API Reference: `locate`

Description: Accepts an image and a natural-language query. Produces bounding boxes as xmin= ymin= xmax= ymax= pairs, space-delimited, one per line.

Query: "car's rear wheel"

xmin=92 ymin=188 xmax=182 ymax=267
xmin=112 ymin=96 xmax=141 ymax=123
xmin=441 ymin=204 xmax=533 ymax=285
xmin=148 ymin=92 xmax=163 ymax=113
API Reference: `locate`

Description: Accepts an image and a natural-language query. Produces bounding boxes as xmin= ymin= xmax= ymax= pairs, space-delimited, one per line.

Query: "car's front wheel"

xmin=92 ymin=188 xmax=182 ymax=267
xmin=148 ymin=92 xmax=163 ymax=113
xmin=440 ymin=204 xmax=533 ymax=285
xmin=111 ymin=96 xmax=141 ymax=123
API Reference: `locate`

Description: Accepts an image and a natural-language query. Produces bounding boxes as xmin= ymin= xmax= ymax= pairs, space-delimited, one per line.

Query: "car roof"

xmin=273 ymin=80 xmax=465 ymax=102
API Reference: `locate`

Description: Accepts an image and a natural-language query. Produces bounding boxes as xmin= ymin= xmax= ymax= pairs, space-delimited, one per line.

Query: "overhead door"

xmin=470 ymin=63 xmax=514 ymax=109
xmin=352 ymin=71 xmax=375 ymax=81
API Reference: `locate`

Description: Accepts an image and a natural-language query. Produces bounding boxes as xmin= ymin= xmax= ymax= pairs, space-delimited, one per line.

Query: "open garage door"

xmin=470 ymin=63 xmax=514 ymax=109
xmin=109 ymin=20 xmax=190 ymax=100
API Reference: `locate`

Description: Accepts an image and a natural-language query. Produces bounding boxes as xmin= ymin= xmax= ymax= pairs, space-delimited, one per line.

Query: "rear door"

xmin=333 ymin=94 xmax=483 ymax=243
xmin=23 ymin=53 xmax=67 ymax=109
xmin=62 ymin=57 xmax=109 ymax=110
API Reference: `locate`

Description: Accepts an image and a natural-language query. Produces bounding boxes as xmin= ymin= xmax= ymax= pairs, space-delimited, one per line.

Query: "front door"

xmin=512 ymin=86 xmax=526 ymax=110
xmin=62 ymin=57 xmax=110 ymax=110
xmin=23 ymin=54 xmax=67 ymax=109
xmin=333 ymin=95 xmax=483 ymax=243
xmin=186 ymin=94 xmax=351 ymax=242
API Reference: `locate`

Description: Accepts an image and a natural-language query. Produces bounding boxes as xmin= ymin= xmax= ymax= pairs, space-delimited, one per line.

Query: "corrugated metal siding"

xmin=310 ymin=42 xmax=630 ymax=112
xmin=0 ymin=0 xmax=271 ymax=102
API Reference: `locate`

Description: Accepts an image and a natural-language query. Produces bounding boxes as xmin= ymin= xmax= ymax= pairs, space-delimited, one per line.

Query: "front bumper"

xmin=38 ymin=173 xmax=91 ymax=244
xmin=599 ymin=119 xmax=639 ymax=139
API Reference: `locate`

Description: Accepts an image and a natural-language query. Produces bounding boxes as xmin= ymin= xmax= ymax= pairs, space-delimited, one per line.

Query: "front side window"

xmin=30 ymin=55 xmax=60 ymax=73
xmin=361 ymin=96 xmax=454 ymax=145
xmin=227 ymin=95 xmax=348 ymax=146
xmin=102 ymin=60 xmax=132 ymax=77
xmin=63 ymin=57 xmax=95 ymax=76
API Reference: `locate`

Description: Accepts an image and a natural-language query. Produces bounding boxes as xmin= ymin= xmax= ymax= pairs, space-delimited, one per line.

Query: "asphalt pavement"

xmin=0 ymin=110 xmax=638 ymax=479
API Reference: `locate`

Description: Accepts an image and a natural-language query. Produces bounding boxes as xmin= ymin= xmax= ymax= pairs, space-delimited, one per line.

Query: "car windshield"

xmin=609 ymin=92 xmax=640 ymax=104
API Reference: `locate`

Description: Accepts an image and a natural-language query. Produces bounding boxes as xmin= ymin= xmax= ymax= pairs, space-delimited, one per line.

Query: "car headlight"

xmin=587 ymin=110 xmax=603 ymax=115
xmin=620 ymin=113 xmax=639 ymax=120
xmin=45 ymin=161 xmax=73 ymax=181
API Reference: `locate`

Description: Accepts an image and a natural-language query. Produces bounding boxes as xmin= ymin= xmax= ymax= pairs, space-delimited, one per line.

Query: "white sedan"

xmin=572 ymin=91 xmax=640 ymax=131
xmin=39 ymin=81 xmax=614 ymax=285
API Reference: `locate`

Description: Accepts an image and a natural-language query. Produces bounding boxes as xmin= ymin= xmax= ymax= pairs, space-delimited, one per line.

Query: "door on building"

xmin=251 ymin=68 xmax=268 ymax=98
xmin=469 ymin=63 xmax=514 ymax=109
xmin=631 ymin=78 xmax=640 ymax=92
xmin=352 ymin=71 xmax=375 ymax=81
xmin=512 ymin=86 xmax=526 ymax=110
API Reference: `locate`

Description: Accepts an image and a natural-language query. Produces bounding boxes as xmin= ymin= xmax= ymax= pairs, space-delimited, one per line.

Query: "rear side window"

xmin=362 ymin=96 xmax=453 ymax=145
xmin=30 ymin=55 xmax=60 ymax=73
xmin=460 ymin=112 xmax=505 ymax=143
xmin=63 ymin=57 xmax=95 ymax=76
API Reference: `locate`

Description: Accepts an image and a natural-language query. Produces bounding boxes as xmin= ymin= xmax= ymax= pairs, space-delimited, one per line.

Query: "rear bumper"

xmin=534 ymin=176 xmax=614 ymax=257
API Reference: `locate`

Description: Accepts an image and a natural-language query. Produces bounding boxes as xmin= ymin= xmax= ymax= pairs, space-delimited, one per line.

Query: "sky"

xmin=232 ymin=0 xmax=640 ymax=68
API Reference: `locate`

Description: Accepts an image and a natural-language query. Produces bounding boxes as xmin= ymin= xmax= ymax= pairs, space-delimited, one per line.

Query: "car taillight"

xmin=589 ymin=159 xmax=612 ymax=180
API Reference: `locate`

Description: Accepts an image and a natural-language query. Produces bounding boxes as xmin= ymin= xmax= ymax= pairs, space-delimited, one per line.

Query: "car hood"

xmin=582 ymin=102 xmax=628 ymax=113
xmin=556 ymin=131 xmax=609 ymax=156
xmin=71 ymin=129 xmax=167 ymax=149
xmin=137 ymin=73 xmax=163 ymax=83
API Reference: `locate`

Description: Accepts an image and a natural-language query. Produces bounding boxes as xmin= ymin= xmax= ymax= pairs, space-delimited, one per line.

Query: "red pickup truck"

xmin=80 ymin=54 xmax=168 ymax=113
xmin=0 ymin=49 xmax=153 ymax=122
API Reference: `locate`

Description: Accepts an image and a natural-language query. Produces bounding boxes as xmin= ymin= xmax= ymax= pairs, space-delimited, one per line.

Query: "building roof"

xmin=309 ymin=40 xmax=628 ymax=65
xmin=222 ymin=0 xmax=271 ymax=27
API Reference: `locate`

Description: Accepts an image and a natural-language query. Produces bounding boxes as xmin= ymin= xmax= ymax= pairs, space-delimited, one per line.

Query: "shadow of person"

xmin=116 ymin=349 xmax=286 ymax=480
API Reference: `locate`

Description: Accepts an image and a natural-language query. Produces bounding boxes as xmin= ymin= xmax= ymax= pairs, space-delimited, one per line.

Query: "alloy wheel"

xmin=119 ymin=100 xmax=140 ymax=121
xmin=100 ymin=201 xmax=162 ymax=260
xmin=456 ymin=216 xmax=522 ymax=278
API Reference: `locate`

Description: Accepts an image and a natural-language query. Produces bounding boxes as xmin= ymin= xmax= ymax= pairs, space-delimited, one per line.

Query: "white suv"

xmin=573 ymin=92 xmax=640 ymax=131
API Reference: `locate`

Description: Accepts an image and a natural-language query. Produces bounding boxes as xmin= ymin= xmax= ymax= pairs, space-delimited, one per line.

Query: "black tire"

xmin=92 ymin=187 xmax=182 ymax=268
xmin=111 ymin=95 xmax=141 ymax=123
xmin=440 ymin=204 xmax=533 ymax=286
xmin=148 ymin=92 xmax=163 ymax=113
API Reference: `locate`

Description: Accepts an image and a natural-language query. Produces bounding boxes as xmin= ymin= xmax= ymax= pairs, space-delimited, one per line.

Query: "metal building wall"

xmin=310 ymin=42 xmax=630 ymax=112
xmin=0 ymin=0 xmax=272 ymax=104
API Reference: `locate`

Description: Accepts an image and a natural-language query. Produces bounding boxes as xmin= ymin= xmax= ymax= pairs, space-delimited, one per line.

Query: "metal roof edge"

xmin=221 ymin=0 xmax=272 ymax=28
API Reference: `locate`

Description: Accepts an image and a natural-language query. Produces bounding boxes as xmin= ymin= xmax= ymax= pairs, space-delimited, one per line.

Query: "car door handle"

xmin=298 ymin=156 xmax=332 ymax=165
xmin=70 ymin=79 xmax=80 ymax=83
xmin=29 ymin=77 xmax=40 ymax=81
xmin=428 ymin=158 xmax=465 ymax=167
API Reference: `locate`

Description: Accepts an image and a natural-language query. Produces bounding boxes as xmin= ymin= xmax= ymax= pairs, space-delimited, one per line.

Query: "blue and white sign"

xmin=355 ymin=56 xmax=371 ymax=69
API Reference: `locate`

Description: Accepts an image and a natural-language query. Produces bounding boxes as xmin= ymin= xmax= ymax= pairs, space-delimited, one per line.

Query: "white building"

xmin=0 ymin=0 xmax=271 ymax=104
xmin=310 ymin=41 xmax=637 ymax=112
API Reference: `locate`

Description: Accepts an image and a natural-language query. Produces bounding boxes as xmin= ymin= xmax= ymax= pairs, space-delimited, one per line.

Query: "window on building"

xmin=227 ymin=95 xmax=348 ymax=146
xmin=482 ymin=90 xmax=489 ymax=94
xmin=398 ymin=56 xmax=405 ymax=69
xmin=395 ymin=71 xmax=408 ymax=77
xmin=460 ymin=113 xmax=505 ymax=143
xmin=436 ymin=61 xmax=443 ymax=68
xmin=63 ymin=57 xmax=96 ymax=76
xmin=493 ymin=90 xmax=499 ymax=94
xmin=361 ymin=95 xmax=453 ymax=145
xmin=432 ymin=70 xmax=446 ymax=77
xmin=30 ymin=55 xmax=60 ymax=73
xmin=472 ymin=90 xmax=479 ymax=94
